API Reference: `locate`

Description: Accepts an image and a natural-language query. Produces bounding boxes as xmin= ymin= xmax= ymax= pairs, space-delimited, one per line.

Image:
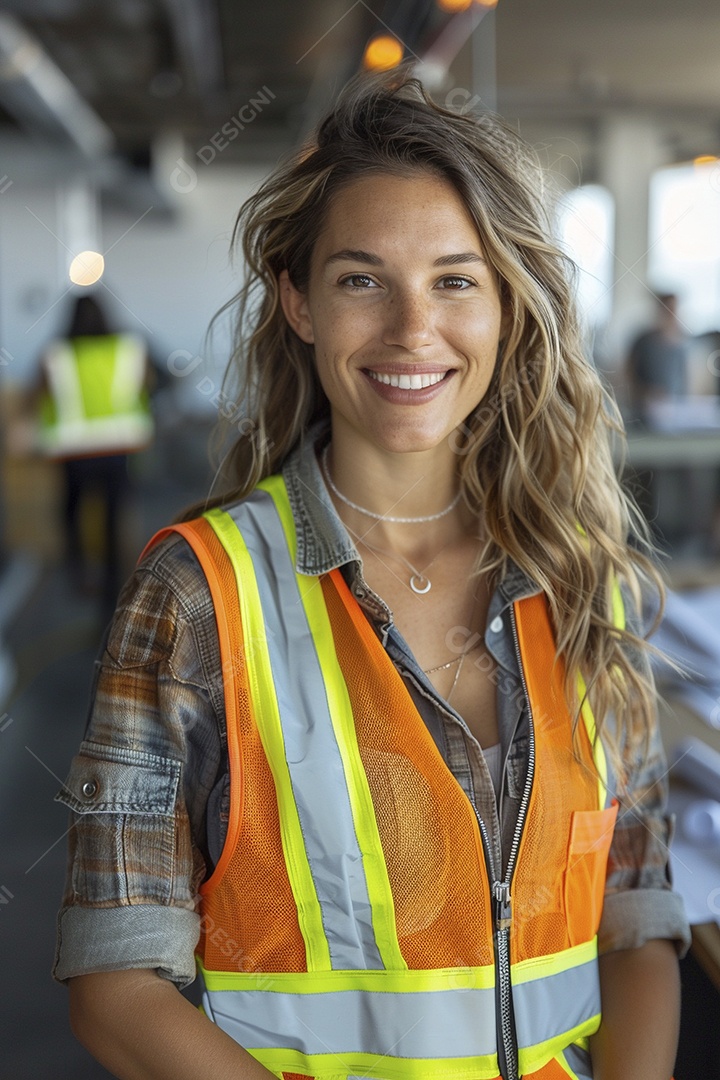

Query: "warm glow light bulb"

xmin=475 ymin=0 xmax=499 ymax=7
xmin=437 ymin=0 xmax=473 ymax=11
xmin=69 ymin=250 xmax=105 ymax=287
xmin=694 ymin=155 xmax=719 ymax=167
xmin=363 ymin=35 xmax=404 ymax=71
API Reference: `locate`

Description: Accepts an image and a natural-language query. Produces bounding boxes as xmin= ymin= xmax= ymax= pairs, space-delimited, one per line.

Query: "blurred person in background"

xmin=55 ymin=72 xmax=687 ymax=1080
xmin=626 ymin=292 xmax=689 ymax=425
xmin=35 ymin=292 xmax=153 ymax=611
xmin=624 ymin=293 xmax=692 ymax=548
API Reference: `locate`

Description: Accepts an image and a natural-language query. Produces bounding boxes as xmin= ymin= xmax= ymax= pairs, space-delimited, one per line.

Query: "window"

xmin=555 ymin=184 xmax=615 ymax=332
xmin=648 ymin=161 xmax=720 ymax=334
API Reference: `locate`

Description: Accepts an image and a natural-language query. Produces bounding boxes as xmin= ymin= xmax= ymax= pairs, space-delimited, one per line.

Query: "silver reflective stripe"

xmin=109 ymin=334 xmax=145 ymax=411
xmin=226 ymin=490 xmax=385 ymax=971
xmin=44 ymin=342 xmax=84 ymax=422
xmin=563 ymin=1042 xmax=593 ymax=1080
xmin=202 ymin=984 xmax=497 ymax=1058
xmin=513 ymin=955 xmax=600 ymax=1049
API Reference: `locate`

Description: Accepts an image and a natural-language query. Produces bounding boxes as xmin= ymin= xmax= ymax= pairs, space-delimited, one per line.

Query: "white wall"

xmin=0 ymin=137 xmax=272 ymax=420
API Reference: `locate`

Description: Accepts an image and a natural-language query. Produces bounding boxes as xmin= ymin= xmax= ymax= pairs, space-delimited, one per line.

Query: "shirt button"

xmin=82 ymin=780 xmax=99 ymax=798
xmin=489 ymin=615 xmax=503 ymax=634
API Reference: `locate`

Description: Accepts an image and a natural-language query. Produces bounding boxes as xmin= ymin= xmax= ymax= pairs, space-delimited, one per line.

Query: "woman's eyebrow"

xmin=325 ymin=249 xmax=383 ymax=266
xmin=324 ymin=249 xmax=487 ymax=268
xmin=433 ymin=252 xmax=486 ymax=266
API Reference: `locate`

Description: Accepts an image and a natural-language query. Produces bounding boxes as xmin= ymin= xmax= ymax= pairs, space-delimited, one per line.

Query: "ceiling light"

xmin=69 ymin=251 xmax=105 ymax=287
xmin=437 ymin=0 xmax=473 ymax=11
xmin=363 ymin=35 xmax=404 ymax=71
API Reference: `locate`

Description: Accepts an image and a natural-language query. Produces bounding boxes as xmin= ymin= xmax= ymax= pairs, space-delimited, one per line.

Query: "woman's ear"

xmin=279 ymin=269 xmax=314 ymax=344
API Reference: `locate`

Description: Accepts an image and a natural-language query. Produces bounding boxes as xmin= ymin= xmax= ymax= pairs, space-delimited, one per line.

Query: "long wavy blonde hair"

xmin=191 ymin=68 xmax=664 ymax=765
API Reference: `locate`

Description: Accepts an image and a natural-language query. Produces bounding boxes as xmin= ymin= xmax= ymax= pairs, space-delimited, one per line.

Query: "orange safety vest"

xmin=148 ymin=475 xmax=618 ymax=1080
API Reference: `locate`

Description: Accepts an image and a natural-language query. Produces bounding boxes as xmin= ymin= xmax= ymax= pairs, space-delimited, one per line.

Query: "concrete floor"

xmin=0 ymin=567 xmax=118 ymax=1078
xmin=0 ymin=432 xmax=210 ymax=1078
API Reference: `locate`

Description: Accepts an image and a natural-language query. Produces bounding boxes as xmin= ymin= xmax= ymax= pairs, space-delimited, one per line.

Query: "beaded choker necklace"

xmin=321 ymin=444 xmax=461 ymax=525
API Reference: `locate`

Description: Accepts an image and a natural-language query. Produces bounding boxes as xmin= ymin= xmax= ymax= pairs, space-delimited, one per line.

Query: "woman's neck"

xmin=321 ymin=438 xmax=476 ymax=560
xmin=324 ymin=438 xmax=460 ymax=519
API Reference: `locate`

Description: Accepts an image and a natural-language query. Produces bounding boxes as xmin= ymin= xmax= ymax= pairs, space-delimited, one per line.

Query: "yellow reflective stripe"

xmin=577 ymin=576 xmax=625 ymax=809
xmin=252 ymin=1047 xmax=500 ymax=1080
xmin=198 ymin=959 xmax=495 ymax=994
xmin=611 ymin=576 xmax=626 ymax=632
xmin=517 ymin=1015 xmax=600 ymax=1077
xmin=259 ymin=475 xmax=407 ymax=971
xmin=576 ymin=674 xmax=607 ymax=810
xmin=511 ymin=937 xmax=597 ymax=983
xmin=204 ymin=506 xmax=331 ymax=972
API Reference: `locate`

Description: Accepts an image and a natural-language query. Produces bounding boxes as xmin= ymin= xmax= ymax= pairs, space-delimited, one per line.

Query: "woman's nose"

xmin=381 ymin=291 xmax=434 ymax=351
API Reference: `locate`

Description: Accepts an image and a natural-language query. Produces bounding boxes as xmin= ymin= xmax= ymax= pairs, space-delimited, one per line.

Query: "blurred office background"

xmin=1 ymin=0 xmax=720 ymax=1075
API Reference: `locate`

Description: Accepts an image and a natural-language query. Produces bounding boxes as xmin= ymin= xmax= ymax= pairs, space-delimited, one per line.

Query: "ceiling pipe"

xmin=0 ymin=12 xmax=114 ymax=158
xmin=159 ymin=0 xmax=225 ymax=105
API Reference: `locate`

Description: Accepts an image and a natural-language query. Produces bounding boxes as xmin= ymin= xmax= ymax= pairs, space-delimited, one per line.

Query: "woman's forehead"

xmin=311 ymin=171 xmax=485 ymax=259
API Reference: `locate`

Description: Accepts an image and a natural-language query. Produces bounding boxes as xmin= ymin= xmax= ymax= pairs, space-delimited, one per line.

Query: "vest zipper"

xmin=471 ymin=804 xmax=517 ymax=1080
xmin=488 ymin=605 xmax=537 ymax=1080
xmin=389 ymin=613 xmax=535 ymax=1080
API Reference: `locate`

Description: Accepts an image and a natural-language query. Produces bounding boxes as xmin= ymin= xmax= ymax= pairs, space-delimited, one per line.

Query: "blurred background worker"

xmin=35 ymin=292 xmax=153 ymax=611
xmin=627 ymin=292 xmax=690 ymax=425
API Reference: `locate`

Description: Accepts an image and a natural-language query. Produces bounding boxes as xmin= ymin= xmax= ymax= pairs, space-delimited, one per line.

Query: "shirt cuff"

xmin=599 ymin=888 xmax=691 ymax=958
xmin=53 ymin=904 xmax=201 ymax=988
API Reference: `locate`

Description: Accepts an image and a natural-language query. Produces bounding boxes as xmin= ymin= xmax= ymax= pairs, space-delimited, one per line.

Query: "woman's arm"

xmin=589 ymin=938 xmax=681 ymax=1080
xmin=69 ymin=970 xmax=277 ymax=1079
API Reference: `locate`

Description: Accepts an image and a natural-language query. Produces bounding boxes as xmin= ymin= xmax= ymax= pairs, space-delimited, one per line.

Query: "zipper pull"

xmin=493 ymin=881 xmax=512 ymax=931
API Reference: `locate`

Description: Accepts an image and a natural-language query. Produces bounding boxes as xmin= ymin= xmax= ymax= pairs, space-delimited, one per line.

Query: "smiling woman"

xmin=57 ymin=68 xmax=688 ymax=1080
xmin=278 ymin=171 xmax=504 ymax=464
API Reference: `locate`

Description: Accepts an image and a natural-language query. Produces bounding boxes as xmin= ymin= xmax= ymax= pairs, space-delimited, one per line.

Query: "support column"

xmin=597 ymin=114 xmax=670 ymax=362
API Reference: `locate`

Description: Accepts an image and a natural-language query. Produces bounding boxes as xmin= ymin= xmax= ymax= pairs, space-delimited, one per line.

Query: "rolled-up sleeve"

xmin=53 ymin=535 xmax=224 ymax=988
xmin=599 ymin=718 xmax=691 ymax=957
xmin=599 ymin=582 xmax=691 ymax=956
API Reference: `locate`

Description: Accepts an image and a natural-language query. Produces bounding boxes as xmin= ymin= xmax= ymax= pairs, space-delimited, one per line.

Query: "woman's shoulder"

xmin=136 ymin=527 xmax=213 ymax=603
xmin=105 ymin=529 xmax=216 ymax=671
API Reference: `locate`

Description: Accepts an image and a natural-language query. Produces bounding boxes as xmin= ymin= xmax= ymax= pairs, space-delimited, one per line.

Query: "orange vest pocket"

xmin=564 ymin=801 xmax=619 ymax=947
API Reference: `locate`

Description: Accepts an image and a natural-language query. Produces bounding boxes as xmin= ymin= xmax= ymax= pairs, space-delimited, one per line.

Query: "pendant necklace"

xmin=348 ymin=527 xmax=440 ymax=595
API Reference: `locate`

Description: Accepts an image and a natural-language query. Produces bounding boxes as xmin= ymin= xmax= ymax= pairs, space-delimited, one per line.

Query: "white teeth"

xmin=368 ymin=370 xmax=446 ymax=389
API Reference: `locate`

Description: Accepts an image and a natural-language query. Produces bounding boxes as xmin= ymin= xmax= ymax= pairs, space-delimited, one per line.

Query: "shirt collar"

xmin=282 ymin=423 xmax=360 ymax=577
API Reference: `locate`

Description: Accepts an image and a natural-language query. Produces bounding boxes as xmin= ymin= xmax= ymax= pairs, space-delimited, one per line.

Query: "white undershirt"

xmin=482 ymin=742 xmax=503 ymax=793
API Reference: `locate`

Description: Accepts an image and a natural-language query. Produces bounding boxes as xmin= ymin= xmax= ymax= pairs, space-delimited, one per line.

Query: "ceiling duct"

xmin=0 ymin=12 xmax=114 ymax=158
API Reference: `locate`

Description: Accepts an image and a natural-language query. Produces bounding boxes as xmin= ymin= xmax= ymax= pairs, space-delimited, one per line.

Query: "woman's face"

xmin=280 ymin=171 xmax=505 ymax=456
